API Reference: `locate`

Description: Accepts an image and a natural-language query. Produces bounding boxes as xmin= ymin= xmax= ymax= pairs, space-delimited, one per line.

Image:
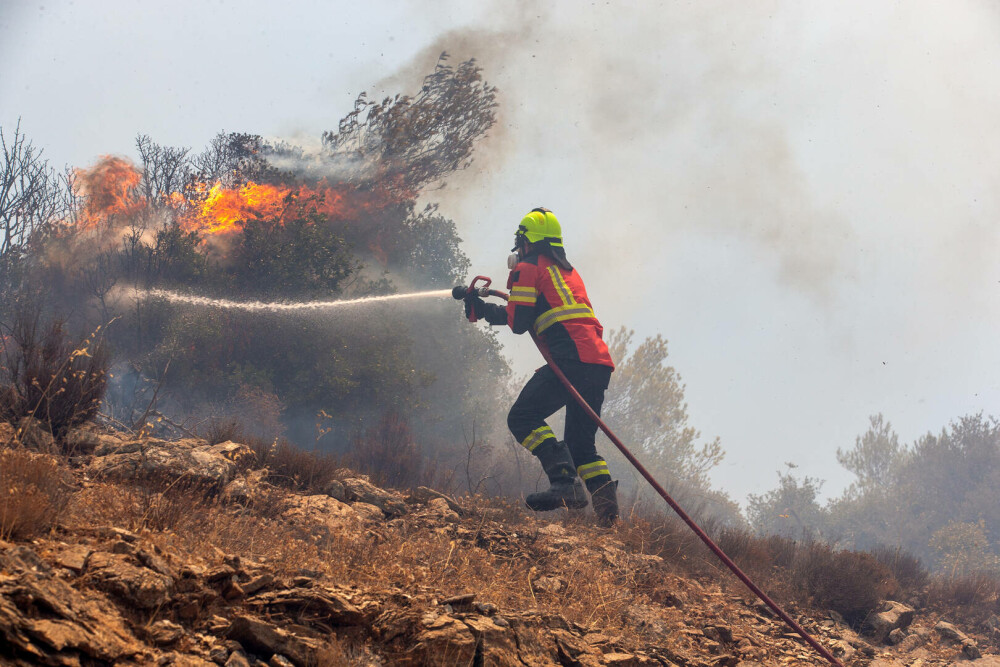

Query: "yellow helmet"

xmin=516 ymin=207 xmax=563 ymax=248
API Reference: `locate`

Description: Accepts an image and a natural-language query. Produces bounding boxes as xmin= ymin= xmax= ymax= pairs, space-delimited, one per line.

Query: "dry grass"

xmin=67 ymin=479 xmax=320 ymax=576
xmin=0 ymin=448 xmax=72 ymax=540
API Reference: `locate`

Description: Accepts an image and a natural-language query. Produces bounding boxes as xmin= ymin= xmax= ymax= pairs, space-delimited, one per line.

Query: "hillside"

xmin=1 ymin=421 xmax=998 ymax=666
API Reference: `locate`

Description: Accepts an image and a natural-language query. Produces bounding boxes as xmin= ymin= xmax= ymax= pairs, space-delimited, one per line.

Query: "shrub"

xmin=0 ymin=310 xmax=109 ymax=440
xmin=792 ymin=543 xmax=897 ymax=625
xmin=205 ymin=416 xmax=242 ymax=445
xmin=247 ymin=436 xmax=340 ymax=493
xmin=928 ymin=572 xmax=1000 ymax=609
xmin=0 ymin=449 xmax=71 ymax=540
xmin=869 ymin=545 xmax=929 ymax=594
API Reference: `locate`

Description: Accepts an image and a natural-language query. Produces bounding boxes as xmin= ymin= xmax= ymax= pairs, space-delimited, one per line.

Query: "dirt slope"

xmin=1 ymin=424 xmax=997 ymax=666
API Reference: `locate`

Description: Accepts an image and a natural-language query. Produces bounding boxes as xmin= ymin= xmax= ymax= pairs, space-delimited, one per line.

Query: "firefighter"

xmin=464 ymin=208 xmax=619 ymax=525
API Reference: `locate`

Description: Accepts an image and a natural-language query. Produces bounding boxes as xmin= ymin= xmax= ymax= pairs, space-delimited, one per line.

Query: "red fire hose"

xmin=458 ymin=277 xmax=844 ymax=667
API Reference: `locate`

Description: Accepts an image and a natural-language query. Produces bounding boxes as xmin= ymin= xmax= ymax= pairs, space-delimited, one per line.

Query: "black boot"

xmin=525 ymin=441 xmax=588 ymax=511
xmin=586 ymin=476 xmax=619 ymax=526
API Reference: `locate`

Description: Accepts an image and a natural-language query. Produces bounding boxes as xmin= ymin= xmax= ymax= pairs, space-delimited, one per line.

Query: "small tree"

xmin=929 ymin=519 xmax=1000 ymax=577
xmin=747 ymin=464 xmax=826 ymax=539
xmin=0 ymin=121 xmax=63 ymax=258
xmin=136 ymin=134 xmax=190 ymax=207
xmin=322 ymin=54 xmax=497 ymax=192
xmin=836 ymin=413 xmax=903 ymax=494
xmin=602 ymin=327 xmax=723 ymax=488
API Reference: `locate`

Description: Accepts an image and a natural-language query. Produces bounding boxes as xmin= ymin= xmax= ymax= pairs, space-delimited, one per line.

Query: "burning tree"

xmin=4 ymin=55 xmax=509 ymax=480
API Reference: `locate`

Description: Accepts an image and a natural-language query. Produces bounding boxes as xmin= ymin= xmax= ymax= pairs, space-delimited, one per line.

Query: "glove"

xmin=464 ymin=296 xmax=508 ymax=326
xmin=464 ymin=295 xmax=486 ymax=322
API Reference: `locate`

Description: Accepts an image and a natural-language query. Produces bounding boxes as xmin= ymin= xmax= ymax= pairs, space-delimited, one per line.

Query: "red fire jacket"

xmin=505 ymin=253 xmax=615 ymax=368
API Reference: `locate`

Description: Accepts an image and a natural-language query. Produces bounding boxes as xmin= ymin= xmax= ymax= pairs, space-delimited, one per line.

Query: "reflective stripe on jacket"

xmin=505 ymin=253 xmax=615 ymax=368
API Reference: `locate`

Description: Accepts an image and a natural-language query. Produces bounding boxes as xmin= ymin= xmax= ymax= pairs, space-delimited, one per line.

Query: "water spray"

xmin=453 ymin=276 xmax=845 ymax=667
xmin=136 ymin=287 xmax=452 ymax=312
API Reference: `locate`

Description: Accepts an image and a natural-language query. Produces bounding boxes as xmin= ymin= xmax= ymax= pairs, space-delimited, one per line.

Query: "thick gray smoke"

xmin=370 ymin=1 xmax=1000 ymax=502
xmin=375 ymin=2 xmax=1000 ymax=309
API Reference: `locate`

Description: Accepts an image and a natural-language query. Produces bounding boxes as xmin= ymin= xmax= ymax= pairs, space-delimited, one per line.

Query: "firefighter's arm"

xmin=506 ymin=263 xmax=538 ymax=335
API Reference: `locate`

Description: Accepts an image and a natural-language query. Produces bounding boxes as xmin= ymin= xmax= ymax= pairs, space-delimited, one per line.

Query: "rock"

xmin=205 ymin=564 xmax=237 ymax=584
xmin=54 ymin=544 xmax=92 ymax=572
xmin=551 ymin=627 xmax=604 ymax=666
xmin=829 ymin=639 xmax=855 ymax=660
xmin=225 ymin=650 xmax=252 ymax=667
xmin=475 ymin=602 xmax=499 ymax=616
xmin=209 ymin=644 xmax=230 ymax=664
xmin=243 ymin=573 xmax=275 ymax=595
xmin=228 ymin=615 xmax=322 ymax=666
xmin=88 ymin=437 xmax=238 ymax=489
xmin=703 ymin=625 xmax=734 ymax=643
xmin=280 ymin=494 xmax=359 ymax=535
xmin=324 ymin=479 xmax=347 ymax=501
xmin=934 ymin=619 xmax=969 ymax=643
xmin=269 ymin=656 xmax=294 ymax=667
xmin=411 ymin=614 xmax=478 ymax=666
xmin=864 ymin=600 xmax=915 ymax=642
xmin=0 ymin=545 xmax=140 ymax=663
xmin=462 ymin=614 xmax=521 ymax=667
xmin=246 ymin=585 xmax=365 ymax=626
xmin=897 ymin=631 xmax=927 ymax=652
xmin=17 ymin=416 xmax=56 ymax=451
xmin=87 ymin=551 xmax=174 ymax=609
xmin=426 ymin=496 xmax=460 ymax=523
xmin=137 ymin=547 xmax=175 ymax=578
xmin=95 ymin=525 xmax=140 ymax=542
xmin=964 ymin=641 xmax=983 ymax=659
xmin=408 ymin=486 xmax=463 ymax=515
xmin=351 ymin=501 xmax=384 ymax=521
xmin=533 ymin=575 xmax=566 ymax=595
xmin=223 ymin=579 xmax=246 ymax=601
xmin=63 ymin=423 xmax=124 ymax=455
xmin=442 ymin=592 xmax=477 ymax=608
xmin=341 ymin=477 xmax=407 ymax=516
xmin=148 ymin=619 xmax=185 ymax=646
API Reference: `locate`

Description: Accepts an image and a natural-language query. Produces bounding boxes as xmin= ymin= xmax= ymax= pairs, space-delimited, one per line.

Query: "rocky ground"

xmin=1 ymin=421 xmax=999 ymax=666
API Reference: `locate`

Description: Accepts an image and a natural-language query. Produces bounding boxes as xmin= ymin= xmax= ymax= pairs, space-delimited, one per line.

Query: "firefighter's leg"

xmin=563 ymin=363 xmax=618 ymax=525
xmin=507 ymin=367 xmax=587 ymax=511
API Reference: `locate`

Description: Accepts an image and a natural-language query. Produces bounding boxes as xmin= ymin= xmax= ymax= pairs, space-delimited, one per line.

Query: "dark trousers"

xmin=507 ymin=360 xmax=613 ymax=472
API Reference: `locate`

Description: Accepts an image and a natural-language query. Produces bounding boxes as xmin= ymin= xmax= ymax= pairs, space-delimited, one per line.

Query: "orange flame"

xmin=73 ymin=156 xmax=144 ymax=230
xmin=181 ymin=182 xmax=295 ymax=235
xmin=175 ymin=179 xmax=397 ymax=237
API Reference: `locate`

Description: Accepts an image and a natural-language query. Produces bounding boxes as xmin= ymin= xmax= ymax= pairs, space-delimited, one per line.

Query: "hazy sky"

xmin=3 ymin=0 xmax=999 ymax=506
